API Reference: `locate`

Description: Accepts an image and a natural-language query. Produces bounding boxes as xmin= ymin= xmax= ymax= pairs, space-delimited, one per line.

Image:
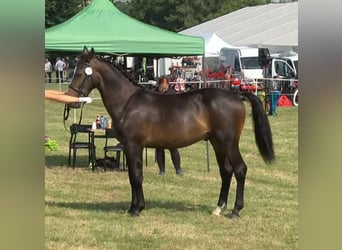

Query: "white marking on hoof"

xmin=212 ymin=207 xmax=223 ymax=216
xmin=212 ymin=206 xmax=226 ymax=216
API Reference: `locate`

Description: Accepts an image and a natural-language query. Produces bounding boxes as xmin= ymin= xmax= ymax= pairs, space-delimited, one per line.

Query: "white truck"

xmin=218 ymin=47 xmax=270 ymax=83
xmin=270 ymin=52 xmax=298 ymax=77
xmin=265 ymin=54 xmax=298 ymax=94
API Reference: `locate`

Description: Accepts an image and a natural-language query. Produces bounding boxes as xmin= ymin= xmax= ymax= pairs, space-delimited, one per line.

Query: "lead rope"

xmin=78 ymin=102 xmax=85 ymax=125
xmin=63 ymin=102 xmax=85 ymax=132
xmin=63 ymin=104 xmax=71 ymax=132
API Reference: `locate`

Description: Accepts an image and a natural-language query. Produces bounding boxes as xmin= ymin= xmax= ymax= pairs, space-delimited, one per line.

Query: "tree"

xmin=45 ymin=0 xmax=271 ymax=31
xmin=128 ymin=0 xmax=205 ymax=32
xmin=45 ymin=0 xmax=90 ymax=28
xmin=127 ymin=0 xmax=270 ymax=32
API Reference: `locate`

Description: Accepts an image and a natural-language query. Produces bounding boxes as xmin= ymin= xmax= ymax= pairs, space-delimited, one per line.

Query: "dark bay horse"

xmin=67 ymin=47 xmax=275 ymax=218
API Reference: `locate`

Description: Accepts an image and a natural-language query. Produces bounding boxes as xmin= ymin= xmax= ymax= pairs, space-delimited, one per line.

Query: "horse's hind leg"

xmin=228 ymin=145 xmax=247 ymax=219
xmin=170 ymin=149 xmax=183 ymax=176
xmin=156 ymin=148 xmax=166 ymax=175
xmin=211 ymin=140 xmax=233 ymax=216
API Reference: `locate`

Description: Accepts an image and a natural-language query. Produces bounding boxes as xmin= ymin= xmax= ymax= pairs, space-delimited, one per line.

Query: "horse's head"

xmin=66 ymin=46 xmax=97 ymax=108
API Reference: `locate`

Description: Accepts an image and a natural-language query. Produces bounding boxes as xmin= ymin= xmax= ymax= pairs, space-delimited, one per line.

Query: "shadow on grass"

xmin=45 ymin=200 xmax=212 ymax=214
xmin=45 ymin=200 xmax=129 ymax=212
xmin=45 ymin=154 xmax=91 ymax=169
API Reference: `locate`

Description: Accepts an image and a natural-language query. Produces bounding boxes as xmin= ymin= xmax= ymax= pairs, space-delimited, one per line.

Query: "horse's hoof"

xmin=159 ymin=171 xmax=165 ymax=176
xmin=176 ymin=170 xmax=183 ymax=176
xmin=227 ymin=213 xmax=240 ymax=219
xmin=212 ymin=206 xmax=224 ymax=216
xmin=130 ymin=212 xmax=140 ymax=217
xmin=128 ymin=209 xmax=140 ymax=217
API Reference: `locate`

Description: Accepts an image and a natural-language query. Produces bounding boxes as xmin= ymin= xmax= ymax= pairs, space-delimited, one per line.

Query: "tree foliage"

xmin=45 ymin=0 xmax=270 ymax=31
xmin=45 ymin=0 xmax=90 ymax=28
xmin=128 ymin=0 xmax=271 ymax=32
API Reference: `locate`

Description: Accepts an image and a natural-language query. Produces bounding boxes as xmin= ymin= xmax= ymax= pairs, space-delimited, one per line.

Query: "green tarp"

xmin=45 ymin=0 xmax=204 ymax=56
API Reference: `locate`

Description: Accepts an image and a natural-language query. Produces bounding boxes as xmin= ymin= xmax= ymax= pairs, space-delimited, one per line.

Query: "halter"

xmin=68 ymin=62 xmax=94 ymax=97
xmin=63 ymin=61 xmax=94 ymax=131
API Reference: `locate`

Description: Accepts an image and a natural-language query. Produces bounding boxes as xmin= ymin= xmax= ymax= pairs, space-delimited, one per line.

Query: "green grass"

xmin=45 ymin=83 xmax=298 ymax=249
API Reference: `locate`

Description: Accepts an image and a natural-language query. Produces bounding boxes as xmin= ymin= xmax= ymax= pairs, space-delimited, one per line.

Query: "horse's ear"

xmin=90 ymin=47 xmax=95 ymax=58
xmin=83 ymin=46 xmax=89 ymax=53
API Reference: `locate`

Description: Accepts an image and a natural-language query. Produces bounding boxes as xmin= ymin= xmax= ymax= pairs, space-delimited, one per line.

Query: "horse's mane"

xmin=96 ymin=56 xmax=139 ymax=86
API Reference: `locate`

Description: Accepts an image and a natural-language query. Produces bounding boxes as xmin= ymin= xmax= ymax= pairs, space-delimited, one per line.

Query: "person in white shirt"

xmin=63 ymin=57 xmax=70 ymax=80
xmin=55 ymin=57 xmax=66 ymax=83
xmin=45 ymin=58 xmax=52 ymax=83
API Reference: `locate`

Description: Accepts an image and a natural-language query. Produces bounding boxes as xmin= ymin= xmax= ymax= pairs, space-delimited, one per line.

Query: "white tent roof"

xmin=199 ymin=32 xmax=237 ymax=57
xmin=180 ymin=2 xmax=298 ymax=52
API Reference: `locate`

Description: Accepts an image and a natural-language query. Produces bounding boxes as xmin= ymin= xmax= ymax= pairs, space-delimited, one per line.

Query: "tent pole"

xmin=156 ymin=57 xmax=159 ymax=79
xmin=201 ymin=55 xmax=206 ymax=89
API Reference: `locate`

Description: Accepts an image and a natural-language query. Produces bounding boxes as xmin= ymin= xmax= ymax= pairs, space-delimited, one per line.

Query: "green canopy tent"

xmin=45 ymin=0 xmax=204 ymax=57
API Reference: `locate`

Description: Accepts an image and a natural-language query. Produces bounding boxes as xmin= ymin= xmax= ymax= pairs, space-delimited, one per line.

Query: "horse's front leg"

xmin=125 ymin=142 xmax=144 ymax=216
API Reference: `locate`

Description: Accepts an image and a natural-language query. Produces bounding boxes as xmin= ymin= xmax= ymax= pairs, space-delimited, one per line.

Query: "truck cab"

xmin=265 ymin=57 xmax=297 ymax=94
xmin=282 ymin=54 xmax=298 ymax=78
xmin=219 ymin=47 xmax=270 ymax=83
xmin=268 ymin=52 xmax=298 ymax=78
xmin=267 ymin=58 xmax=296 ymax=79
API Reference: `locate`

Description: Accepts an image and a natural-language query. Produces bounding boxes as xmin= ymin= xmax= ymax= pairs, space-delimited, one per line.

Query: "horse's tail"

xmin=241 ymin=92 xmax=275 ymax=164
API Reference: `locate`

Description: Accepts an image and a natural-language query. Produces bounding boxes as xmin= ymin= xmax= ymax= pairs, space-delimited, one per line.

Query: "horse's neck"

xmin=97 ymin=64 xmax=137 ymax=123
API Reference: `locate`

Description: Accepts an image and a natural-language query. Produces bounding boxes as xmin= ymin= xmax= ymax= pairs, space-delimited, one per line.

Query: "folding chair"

xmin=68 ymin=124 xmax=95 ymax=170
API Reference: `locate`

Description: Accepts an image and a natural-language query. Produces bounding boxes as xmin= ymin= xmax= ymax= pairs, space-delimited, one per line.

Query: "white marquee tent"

xmin=159 ymin=32 xmax=235 ymax=75
xmin=200 ymin=32 xmax=237 ymax=57
xmin=180 ymin=2 xmax=298 ymax=54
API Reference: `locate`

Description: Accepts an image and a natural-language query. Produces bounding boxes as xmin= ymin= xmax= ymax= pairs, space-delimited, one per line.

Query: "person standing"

xmin=63 ymin=57 xmax=70 ymax=81
xmin=55 ymin=57 xmax=66 ymax=83
xmin=45 ymin=58 xmax=52 ymax=83
xmin=154 ymin=76 xmax=183 ymax=176
xmin=223 ymin=66 xmax=233 ymax=90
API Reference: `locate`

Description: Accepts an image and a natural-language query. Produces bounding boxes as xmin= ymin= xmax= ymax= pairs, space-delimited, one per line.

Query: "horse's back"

xmin=117 ymin=88 xmax=245 ymax=148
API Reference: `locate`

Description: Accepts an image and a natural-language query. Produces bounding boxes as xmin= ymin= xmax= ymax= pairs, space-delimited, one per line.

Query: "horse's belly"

xmin=145 ymin=129 xmax=207 ymax=149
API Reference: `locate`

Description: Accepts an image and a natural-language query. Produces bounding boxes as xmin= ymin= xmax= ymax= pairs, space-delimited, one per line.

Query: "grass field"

xmin=45 ymin=83 xmax=298 ymax=249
